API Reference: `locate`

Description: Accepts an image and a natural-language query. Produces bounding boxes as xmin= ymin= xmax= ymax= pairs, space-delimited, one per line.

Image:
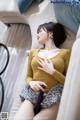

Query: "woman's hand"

xmin=37 ymin=57 xmax=55 ymax=75
xmin=29 ymin=81 xmax=47 ymax=92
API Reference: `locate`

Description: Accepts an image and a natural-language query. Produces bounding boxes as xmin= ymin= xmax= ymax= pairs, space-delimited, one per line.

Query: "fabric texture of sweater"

xmin=26 ymin=48 xmax=70 ymax=92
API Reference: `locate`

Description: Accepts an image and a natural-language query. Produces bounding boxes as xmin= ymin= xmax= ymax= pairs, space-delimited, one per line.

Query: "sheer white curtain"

xmin=0 ymin=24 xmax=32 ymax=116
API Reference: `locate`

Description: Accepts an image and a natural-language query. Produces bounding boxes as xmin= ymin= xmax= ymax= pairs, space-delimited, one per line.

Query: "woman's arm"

xmin=52 ymin=70 xmax=65 ymax=84
xmin=37 ymin=49 xmax=71 ymax=84
xmin=53 ymin=49 xmax=71 ymax=84
xmin=26 ymin=49 xmax=47 ymax=92
xmin=26 ymin=49 xmax=33 ymax=84
xmin=63 ymin=49 xmax=71 ymax=75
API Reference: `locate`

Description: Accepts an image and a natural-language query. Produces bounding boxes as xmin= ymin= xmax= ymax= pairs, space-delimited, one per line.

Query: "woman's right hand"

xmin=29 ymin=81 xmax=47 ymax=92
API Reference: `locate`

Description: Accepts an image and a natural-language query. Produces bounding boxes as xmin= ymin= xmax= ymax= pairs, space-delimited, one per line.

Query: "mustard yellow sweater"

xmin=26 ymin=48 xmax=70 ymax=92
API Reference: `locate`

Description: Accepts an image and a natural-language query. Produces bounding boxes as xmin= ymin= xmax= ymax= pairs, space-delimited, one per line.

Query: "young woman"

xmin=14 ymin=22 xmax=70 ymax=120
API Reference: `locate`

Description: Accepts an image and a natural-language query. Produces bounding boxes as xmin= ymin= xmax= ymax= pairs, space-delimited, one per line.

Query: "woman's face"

xmin=37 ymin=27 xmax=49 ymax=44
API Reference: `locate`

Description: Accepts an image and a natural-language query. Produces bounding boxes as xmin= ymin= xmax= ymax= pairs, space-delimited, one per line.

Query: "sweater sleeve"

xmin=25 ymin=49 xmax=33 ymax=84
xmin=53 ymin=70 xmax=65 ymax=84
xmin=52 ymin=49 xmax=71 ymax=84
xmin=64 ymin=49 xmax=71 ymax=75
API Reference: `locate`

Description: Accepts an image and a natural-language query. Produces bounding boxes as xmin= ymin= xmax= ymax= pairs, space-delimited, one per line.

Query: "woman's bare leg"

xmin=14 ymin=100 xmax=34 ymax=120
xmin=33 ymin=103 xmax=59 ymax=120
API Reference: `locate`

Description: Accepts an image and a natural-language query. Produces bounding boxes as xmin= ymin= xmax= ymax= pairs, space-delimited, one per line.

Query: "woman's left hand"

xmin=37 ymin=57 xmax=55 ymax=75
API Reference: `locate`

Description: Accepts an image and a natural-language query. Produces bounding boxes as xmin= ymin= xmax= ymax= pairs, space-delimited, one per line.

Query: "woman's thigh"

xmin=33 ymin=103 xmax=59 ymax=120
xmin=14 ymin=100 xmax=34 ymax=120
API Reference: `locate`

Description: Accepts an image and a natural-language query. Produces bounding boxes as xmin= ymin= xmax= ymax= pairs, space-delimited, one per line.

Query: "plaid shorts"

xmin=20 ymin=84 xmax=63 ymax=109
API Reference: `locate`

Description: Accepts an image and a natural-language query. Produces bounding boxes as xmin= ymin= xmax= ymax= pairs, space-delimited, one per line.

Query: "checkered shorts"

xmin=20 ymin=84 xmax=63 ymax=109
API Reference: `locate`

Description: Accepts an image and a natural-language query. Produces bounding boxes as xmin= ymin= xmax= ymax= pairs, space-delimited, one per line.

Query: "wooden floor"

xmin=0 ymin=23 xmax=32 ymax=119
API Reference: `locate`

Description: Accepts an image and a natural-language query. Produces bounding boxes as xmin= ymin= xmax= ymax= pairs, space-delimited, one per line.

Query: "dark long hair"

xmin=37 ymin=22 xmax=67 ymax=48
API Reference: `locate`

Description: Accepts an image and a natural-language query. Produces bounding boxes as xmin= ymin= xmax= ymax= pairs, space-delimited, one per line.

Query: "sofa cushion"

xmin=51 ymin=1 xmax=80 ymax=33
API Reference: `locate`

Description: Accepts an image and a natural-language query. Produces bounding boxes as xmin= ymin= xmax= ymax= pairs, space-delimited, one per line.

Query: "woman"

xmin=14 ymin=22 xmax=70 ymax=120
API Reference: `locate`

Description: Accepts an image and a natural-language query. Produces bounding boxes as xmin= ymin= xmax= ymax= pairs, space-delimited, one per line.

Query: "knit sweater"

xmin=26 ymin=48 xmax=70 ymax=92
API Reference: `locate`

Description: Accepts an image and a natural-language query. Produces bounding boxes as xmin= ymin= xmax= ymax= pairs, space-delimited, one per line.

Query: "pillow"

xmin=16 ymin=0 xmax=34 ymax=13
xmin=51 ymin=0 xmax=80 ymax=33
xmin=51 ymin=0 xmax=80 ymax=6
